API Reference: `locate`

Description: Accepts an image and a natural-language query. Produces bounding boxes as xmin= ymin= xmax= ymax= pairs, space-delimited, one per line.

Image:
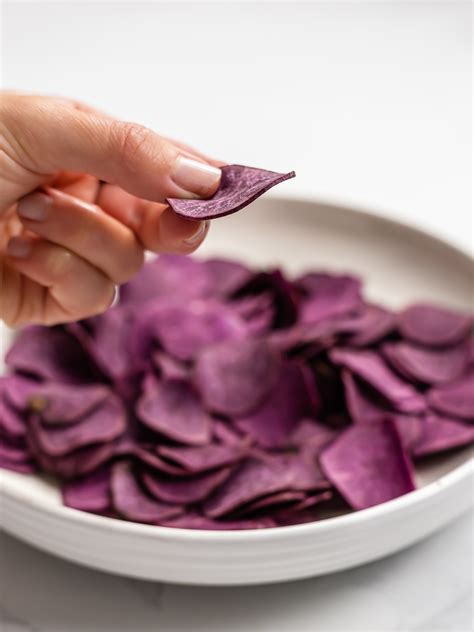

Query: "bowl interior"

xmin=1 ymin=197 xmax=472 ymax=511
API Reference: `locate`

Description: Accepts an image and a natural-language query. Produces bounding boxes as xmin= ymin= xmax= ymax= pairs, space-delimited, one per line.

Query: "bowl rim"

xmin=1 ymin=195 xmax=473 ymax=542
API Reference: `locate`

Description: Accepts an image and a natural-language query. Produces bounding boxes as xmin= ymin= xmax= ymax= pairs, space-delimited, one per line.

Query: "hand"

xmin=0 ymin=93 xmax=222 ymax=326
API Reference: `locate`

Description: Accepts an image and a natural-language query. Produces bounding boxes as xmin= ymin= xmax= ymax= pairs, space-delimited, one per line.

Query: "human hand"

xmin=0 ymin=93 xmax=222 ymax=326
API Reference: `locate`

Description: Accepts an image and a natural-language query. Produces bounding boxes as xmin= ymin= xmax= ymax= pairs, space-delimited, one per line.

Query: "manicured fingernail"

xmin=7 ymin=237 xmax=32 ymax=258
xmin=172 ymin=157 xmax=221 ymax=197
xmin=17 ymin=192 xmax=52 ymax=221
xmin=183 ymin=220 xmax=210 ymax=245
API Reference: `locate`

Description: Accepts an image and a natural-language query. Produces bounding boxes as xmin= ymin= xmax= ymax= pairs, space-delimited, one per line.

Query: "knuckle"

xmin=112 ymin=121 xmax=155 ymax=172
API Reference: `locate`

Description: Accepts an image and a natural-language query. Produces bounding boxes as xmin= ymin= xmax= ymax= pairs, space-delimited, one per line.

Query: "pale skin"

xmin=0 ymin=92 xmax=223 ymax=327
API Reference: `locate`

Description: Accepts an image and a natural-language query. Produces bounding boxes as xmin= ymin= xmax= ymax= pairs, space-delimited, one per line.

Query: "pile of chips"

xmin=1 ymin=254 xmax=472 ymax=530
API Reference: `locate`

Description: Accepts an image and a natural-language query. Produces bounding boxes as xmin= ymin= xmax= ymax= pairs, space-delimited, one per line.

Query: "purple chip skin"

xmin=203 ymin=454 xmax=328 ymax=518
xmin=5 ymin=326 xmax=94 ymax=383
xmin=167 ymin=165 xmax=295 ymax=221
xmin=27 ymin=383 xmax=109 ymax=425
xmin=157 ymin=443 xmax=247 ymax=473
xmin=1 ymin=375 xmax=40 ymax=410
xmin=398 ymin=304 xmax=472 ymax=347
xmin=235 ymin=361 xmax=320 ymax=448
xmin=427 ymin=370 xmax=474 ymax=420
xmin=30 ymin=395 xmax=126 ymax=457
xmin=382 ymin=341 xmax=468 ymax=385
xmin=194 ymin=338 xmax=281 ymax=417
xmin=0 ymin=396 xmax=28 ymax=439
xmin=111 ymin=461 xmax=183 ymax=524
xmin=62 ymin=466 xmax=111 ymax=513
xmin=142 ymin=466 xmax=232 ymax=504
xmin=413 ymin=414 xmax=474 ymax=457
xmin=342 ymin=370 xmax=390 ymax=424
xmin=338 ymin=304 xmax=396 ymax=347
xmin=120 ymin=254 xmax=213 ymax=305
xmin=201 ymin=258 xmax=252 ymax=297
xmin=299 ymin=273 xmax=362 ymax=325
xmin=136 ymin=379 xmax=212 ymax=445
xmin=391 ymin=415 xmax=425 ymax=452
xmin=160 ymin=513 xmax=275 ymax=530
xmin=150 ymin=299 xmax=247 ymax=362
xmin=319 ymin=419 xmax=416 ymax=510
xmin=330 ymin=348 xmax=426 ymax=414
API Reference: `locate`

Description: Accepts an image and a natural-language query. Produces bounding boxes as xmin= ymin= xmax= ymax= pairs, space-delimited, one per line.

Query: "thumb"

xmin=0 ymin=94 xmax=221 ymax=207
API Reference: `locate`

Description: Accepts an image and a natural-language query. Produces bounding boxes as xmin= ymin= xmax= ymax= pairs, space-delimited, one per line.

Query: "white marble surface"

xmin=1 ymin=511 xmax=473 ymax=632
xmin=1 ymin=2 xmax=472 ymax=631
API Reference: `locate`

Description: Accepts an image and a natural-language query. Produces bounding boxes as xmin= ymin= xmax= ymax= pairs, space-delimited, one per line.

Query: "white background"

xmin=0 ymin=2 xmax=472 ymax=631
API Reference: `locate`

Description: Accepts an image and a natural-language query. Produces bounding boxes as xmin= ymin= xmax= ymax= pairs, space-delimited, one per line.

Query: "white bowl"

xmin=1 ymin=196 xmax=472 ymax=586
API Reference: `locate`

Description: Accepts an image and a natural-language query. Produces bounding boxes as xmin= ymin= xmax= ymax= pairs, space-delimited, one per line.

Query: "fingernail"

xmin=172 ymin=157 xmax=221 ymax=197
xmin=183 ymin=220 xmax=210 ymax=245
xmin=7 ymin=237 xmax=32 ymax=258
xmin=17 ymin=192 xmax=52 ymax=221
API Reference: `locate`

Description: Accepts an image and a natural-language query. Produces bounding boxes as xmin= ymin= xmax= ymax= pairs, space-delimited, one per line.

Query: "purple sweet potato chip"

xmin=30 ymin=395 xmax=126 ymax=457
xmin=342 ymin=370 xmax=390 ymax=424
xmin=130 ymin=445 xmax=189 ymax=477
xmin=6 ymin=326 xmax=94 ymax=383
xmin=203 ymin=454 xmax=328 ymax=518
xmin=62 ymin=466 xmax=111 ymax=513
xmin=142 ymin=466 xmax=232 ymax=504
xmin=398 ymin=304 xmax=472 ymax=347
xmin=78 ymin=307 xmax=136 ymax=381
xmin=236 ymin=490 xmax=306 ymax=516
xmin=299 ymin=273 xmax=362 ymax=325
xmin=160 ymin=513 xmax=275 ymax=530
xmin=201 ymin=258 xmax=252 ymax=297
xmin=120 ymin=254 xmax=213 ymax=305
xmin=0 ymin=457 xmax=36 ymax=473
xmin=289 ymin=490 xmax=334 ymax=513
xmin=232 ymin=293 xmax=273 ymax=320
xmin=231 ymin=293 xmax=275 ymax=336
xmin=338 ymin=304 xmax=396 ymax=347
xmin=194 ymin=338 xmax=281 ymax=417
xmin=0 ymin=439 xmax=31 ymax=464
xmin=413 ymin=414 xmax=474 ymax=457
xmin=167 ymin=165 xmax=295 ymax=221
xmin=213 ymin=420 xmax=245 ymax=445
xmin=319 ymin=419 xmax=416 ymax=510
xmin=382 ymin=341 xmax=468 ymax=385
xmin=136 ymin=379 xmax=212 ymax=445
xmin=331 ymin=349 xmax=425 ymax=414
xmin=0 ymin=397 xmax=28 ymax=439
xmin=391 ymin=415 xmax=425 ymax=452
xmin=26 ymin=425 xmax=123 ymax=479
xmin=111 ymin=461 xmax=182 ymax=523
xmin=151 ymin=351 xmax=189 ymax=381
xmin=289 ymin=418 xmax=338 ymax=452
xmin=342 ymin=370 xmax=423 ymax=452
xmin=266 ymin=320 xmax=336 ymax=353
xmin=1 ymin=375 xmax=40 ymax=410
xmin=427 ymin=371 xmax=474 ymax=420
xmin=27 ymin=383 xmax=109 ymax=425
xmin=468 ymin=338 xmax=474 ymax=365
xmin=233 ymin=270 xmax=299 ymax=329
xmin=151 ymin=300 xmax=247 ymax=362
xmin=235 ymin=362 xmax=319 ymax=448
xmin=157 ymin=443 xmax=247 ymax=473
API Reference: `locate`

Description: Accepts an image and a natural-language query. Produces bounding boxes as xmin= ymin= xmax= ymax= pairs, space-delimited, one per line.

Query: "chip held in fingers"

xmin=167 ymin=164 xmax=296 ymax=220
